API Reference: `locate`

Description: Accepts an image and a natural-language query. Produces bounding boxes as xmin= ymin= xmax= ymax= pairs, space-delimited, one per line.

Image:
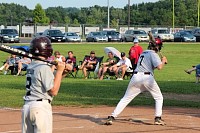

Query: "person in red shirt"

xmin=65 ymin=51 xmax=76 ymax=71
xmin=79 ymin=51 xmax=97 ymax=79
xmin=129 ymin=38 xmax=143 ymax=70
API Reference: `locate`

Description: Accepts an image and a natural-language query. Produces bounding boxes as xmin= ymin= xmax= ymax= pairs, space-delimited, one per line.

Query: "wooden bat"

xmin=148 ymin=31 xmax=167 ymax=64
xmin=0 ymin=44 xmax=57 ymax=65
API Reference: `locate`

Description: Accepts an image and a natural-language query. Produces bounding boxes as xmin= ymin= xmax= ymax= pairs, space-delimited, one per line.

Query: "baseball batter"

xmin=22 ymin=37 xmax=65 ymax=133
xmin=105 ymin=38 xmax=167 ymax=126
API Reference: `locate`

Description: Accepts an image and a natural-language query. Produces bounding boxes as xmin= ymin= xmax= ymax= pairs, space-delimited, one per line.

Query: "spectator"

xmin=79 ymin=51 xmax=97 ymax=79
xmin=54 ymin=51 xmax=66 ymax=62
xmin=98 ymin=52 xmax=117 ymax=80
xmin=51 ymin=51 xmax=66 ymax=72
xmin=185 ymin=64 xmax=200 ymax=83
xmin=108 ymin=52 xmax=132 ymax=80
xmin=129 ymin=38 xmax=143 ymax=70
xmin=0 ymin=54 xmax=20 ymax=75
xmin=62 ymin=51 xmax=76 ymax=77
xmin=15 ymin=56 xmax=31 ymax=76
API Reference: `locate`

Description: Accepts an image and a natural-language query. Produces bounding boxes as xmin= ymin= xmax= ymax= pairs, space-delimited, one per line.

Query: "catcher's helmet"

xmin=29 ymin=36 xmax=53 ymax=58
xmin=148 ymin=37 xmax=163 ymax=51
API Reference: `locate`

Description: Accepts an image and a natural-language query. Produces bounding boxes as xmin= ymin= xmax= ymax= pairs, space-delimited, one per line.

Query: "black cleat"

xmin=104 ymin=116 xmax=115 ymax=125
xmin=154 ymin=117 xmax=166 ymax=126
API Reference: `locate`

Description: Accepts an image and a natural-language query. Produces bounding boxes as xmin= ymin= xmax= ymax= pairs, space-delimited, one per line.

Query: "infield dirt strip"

xmin=0 ymin=106 xmax=199 ymax=133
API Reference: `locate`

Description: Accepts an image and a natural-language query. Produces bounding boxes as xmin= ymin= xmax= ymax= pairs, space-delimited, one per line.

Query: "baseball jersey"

xmin=84 ymin=56 xmax=97 ymax=64
xmin=129 ymin=45 xmax=143 ymax=64
xmin=23 ymin=61 xmax=54 ymax=102
xmin=66 ymin=57 xmax=76 ymax=64
xmin=116 ymin=57 xmax=132 ymax=70
xmin=135 ymin=50 xmax=162 ymax=76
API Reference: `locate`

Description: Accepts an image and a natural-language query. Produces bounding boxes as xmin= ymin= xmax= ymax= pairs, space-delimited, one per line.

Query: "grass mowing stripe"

xmin=0 ymin=43 xmax=200 ymax=108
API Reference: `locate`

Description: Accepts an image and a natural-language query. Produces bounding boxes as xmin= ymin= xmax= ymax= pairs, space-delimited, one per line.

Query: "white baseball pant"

xmin=22 ymin=100 xmax=52 ymax=133
xmin=111 ymin=72 xmax=163 ymax=118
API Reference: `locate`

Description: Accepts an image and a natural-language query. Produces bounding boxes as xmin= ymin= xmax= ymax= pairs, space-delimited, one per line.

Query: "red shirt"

xmin=66 ymin=57 xmax=76 ymax=64
xmin=129 ymin=45 xmax=143 ymax=64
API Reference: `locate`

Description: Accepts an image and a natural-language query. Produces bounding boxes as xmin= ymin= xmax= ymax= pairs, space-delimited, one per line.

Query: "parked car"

xmin=102 ymin=30 xmax=121 ymax=42
xmin=33 ymin=32 xmax=43 ymax=38
xmin=64 ymin=32 xmax=81 ymax=42
xmin=86 ymin=32 xmax=108 ymax=42
xmin=151 ymin=28 xmax=174 ymax=42
xmin=42 ymin=29 xmax=66 ymax=42
xmin=174 ymin=31 xmax=196 ymax=42
xmin=122 ymin=29 xmax=149 ymax=42
xmin=192 ymin=28 xmax=200 ymax=42
xmin=0 ymin=29 xmax=20 ymax=43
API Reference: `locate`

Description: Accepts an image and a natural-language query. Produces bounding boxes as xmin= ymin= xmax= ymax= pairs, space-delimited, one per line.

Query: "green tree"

xmin=33 ymin=3 xmax=49 ymax=24
xmin=73 ymin=18 xmax=79 ymax=25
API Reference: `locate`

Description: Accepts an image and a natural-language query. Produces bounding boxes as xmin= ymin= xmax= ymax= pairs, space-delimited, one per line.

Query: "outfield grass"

xmin=0 ymin=42 xmax=200 ymax=108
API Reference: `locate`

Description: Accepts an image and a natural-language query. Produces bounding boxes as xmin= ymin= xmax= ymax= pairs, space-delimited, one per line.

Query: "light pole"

xmin=107 ymin=0 xmax=110 ymax=29
xmin=198 ymin=0 xmax=200 ymax=27
xmin=128 ymin=0 xmax=130 ymax=30
xmin=172 ymin=0 xmax=174 ymax=33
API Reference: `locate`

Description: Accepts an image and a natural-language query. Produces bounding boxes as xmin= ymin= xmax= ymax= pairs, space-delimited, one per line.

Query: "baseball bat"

xmin=148 ymin=31 xmax=167 ymax=64
xmin=0 ymin=44 xmax=58 ymax=65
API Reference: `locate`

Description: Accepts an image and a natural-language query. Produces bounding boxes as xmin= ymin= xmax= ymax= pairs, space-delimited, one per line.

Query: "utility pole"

xmin=107 ymin=0 xmax=110 ymax=29
xmin=172 ymin=0 xmax=174 ymax=33
xmin=128 ymin=0 xmax=130 ymax=30
xmin=198 ymin=0 xmax=200 ymax=27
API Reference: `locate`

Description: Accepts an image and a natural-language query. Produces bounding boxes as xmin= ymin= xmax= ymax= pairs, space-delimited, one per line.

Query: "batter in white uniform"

xmin=105 ymin=38 xmax=167 ymax=126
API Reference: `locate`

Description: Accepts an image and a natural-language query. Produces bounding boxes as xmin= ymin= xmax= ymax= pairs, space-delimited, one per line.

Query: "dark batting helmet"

xmin=148 ymin=37 xmax=163 ymax=51
xmin=29 ymin=36 xmax=53 ymax=58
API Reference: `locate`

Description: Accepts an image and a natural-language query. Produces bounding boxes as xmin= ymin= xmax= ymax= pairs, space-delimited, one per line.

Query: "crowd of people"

xmin=0 ymin=38 xmax=144 ymax=80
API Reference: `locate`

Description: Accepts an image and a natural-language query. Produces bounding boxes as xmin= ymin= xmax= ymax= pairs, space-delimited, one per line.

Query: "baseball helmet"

xmin=148 ymin=37 xmax=163 ymax=51
xmin=29 ymin=36 xmax=53 ymax=58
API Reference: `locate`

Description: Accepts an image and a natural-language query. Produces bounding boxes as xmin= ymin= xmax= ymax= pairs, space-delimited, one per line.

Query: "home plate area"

xmin=0 ymin=106 xmax=200 ymax=133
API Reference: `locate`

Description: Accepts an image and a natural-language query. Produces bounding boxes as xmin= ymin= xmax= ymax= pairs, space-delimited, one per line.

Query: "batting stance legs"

xmin=109 ymin=73 xmax=163 ymax=124
xmin=22 ymin=100 xmax=52 ymax=133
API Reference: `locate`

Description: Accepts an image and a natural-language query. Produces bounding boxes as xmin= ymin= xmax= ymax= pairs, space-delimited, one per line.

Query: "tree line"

xmin=0 ymin=0 xmax=199 ymax=27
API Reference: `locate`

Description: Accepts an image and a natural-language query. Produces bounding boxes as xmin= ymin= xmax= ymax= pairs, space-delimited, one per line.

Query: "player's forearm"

xmin=50 ymin=70 xmax=63 ymax=96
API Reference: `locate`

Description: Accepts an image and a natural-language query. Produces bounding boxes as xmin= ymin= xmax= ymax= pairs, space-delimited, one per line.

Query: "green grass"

xmin=0 ymin=42 xmax=200 ymax=108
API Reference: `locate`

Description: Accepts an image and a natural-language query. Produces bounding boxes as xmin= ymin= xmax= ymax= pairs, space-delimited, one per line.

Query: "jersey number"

xmin=26 ymin=77 xmax=32 ymax=89
xmin=139 ymin=55 xmax=144 ymax=65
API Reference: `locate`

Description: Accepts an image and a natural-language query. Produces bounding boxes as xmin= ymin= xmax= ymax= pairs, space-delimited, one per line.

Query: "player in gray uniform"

xmin=22 ymin=37 xmax=65 ymax=133
xmin=105 ymin=38 xmax=167 ymax=126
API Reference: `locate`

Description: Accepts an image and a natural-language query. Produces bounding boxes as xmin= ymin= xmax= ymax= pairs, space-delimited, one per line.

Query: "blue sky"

xmin=1 ymin=0 xmax=159 ymax=9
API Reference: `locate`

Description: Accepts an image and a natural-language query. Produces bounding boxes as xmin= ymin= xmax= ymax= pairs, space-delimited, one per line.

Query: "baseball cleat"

xmin=184 ymin=70 xmax=191 ymax=74
xmin=104 ymin=116 xmax=115 ymax=125
xmin=154 ymin=117 xmax=166 ymax=126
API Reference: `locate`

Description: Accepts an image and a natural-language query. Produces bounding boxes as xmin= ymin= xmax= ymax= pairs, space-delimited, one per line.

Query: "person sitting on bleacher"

xmin=15 ymin=56 xmax=31 ymax=76
xmin=79 ymin=51 xmax=97 ymax=79
xmin=0 ymin=54 xmax=20 ymax=75
xmin=108 ymin=52 xmax=132 ymax=80
xmin=98 ymin=52 xmax=117 ymax=80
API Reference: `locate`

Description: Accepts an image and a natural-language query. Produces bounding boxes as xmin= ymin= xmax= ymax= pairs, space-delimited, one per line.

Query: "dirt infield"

xmin=0 ymin=106 xmax=199 ymax=133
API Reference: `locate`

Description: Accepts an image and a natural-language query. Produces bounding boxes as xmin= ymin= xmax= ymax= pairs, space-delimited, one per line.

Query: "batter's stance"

xmin=105 ymin=38 xmax=167 ymax=126
xmin=22 ymin=37 xmax=65 ymax=133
